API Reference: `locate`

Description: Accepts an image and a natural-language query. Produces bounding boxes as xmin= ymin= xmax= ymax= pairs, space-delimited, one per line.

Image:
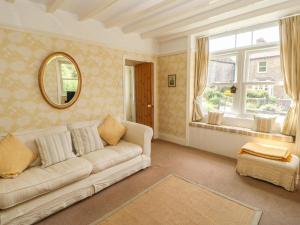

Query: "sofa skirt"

xmin=0 ymin=155 xmax=150 ymax=225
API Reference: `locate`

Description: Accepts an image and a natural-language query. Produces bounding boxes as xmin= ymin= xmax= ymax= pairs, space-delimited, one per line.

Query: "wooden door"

xmin=135 ymin=62 xmax=153 ymax=128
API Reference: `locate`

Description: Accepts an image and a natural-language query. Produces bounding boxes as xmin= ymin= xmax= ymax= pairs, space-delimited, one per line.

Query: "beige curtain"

xmin=192 ymin=37 xmax=209 ymax=121
xmin=280 ymin=16 xmax=300 ymax=136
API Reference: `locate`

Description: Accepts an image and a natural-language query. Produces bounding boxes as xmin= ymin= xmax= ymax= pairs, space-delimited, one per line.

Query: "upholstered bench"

xmin=237 ymin=153 xmax=299 ymax=191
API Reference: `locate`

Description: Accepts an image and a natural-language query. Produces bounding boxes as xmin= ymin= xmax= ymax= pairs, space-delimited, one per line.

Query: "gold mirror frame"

xmin=38 ymin=52 xmax=82 ymax=109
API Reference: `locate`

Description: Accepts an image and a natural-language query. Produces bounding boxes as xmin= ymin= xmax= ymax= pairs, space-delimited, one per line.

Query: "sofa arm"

xmin=122 ymin=121 xmax=153 ymax=157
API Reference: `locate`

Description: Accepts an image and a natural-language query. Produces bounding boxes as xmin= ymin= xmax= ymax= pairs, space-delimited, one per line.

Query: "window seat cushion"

xmin=190 ymin=122 xmax=294 ymax=143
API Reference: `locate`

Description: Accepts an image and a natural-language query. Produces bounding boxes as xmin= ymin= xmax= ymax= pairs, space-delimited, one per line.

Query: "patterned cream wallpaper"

xmin=158 ymin=53 xmax=187 ymax=139
xmin=0 ymin=27 xmax=156 ymax=133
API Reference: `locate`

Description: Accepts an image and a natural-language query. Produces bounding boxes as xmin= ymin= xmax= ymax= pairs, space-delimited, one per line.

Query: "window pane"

xmin=202 ymin=85 xmax=234 ymax=114
xmin=245 ymin=85 xmax=291 ymax=115
xmin=258 ymin=61 xmax=267 ymax=73
xmin=208 ymin=55 xmax=236 ymax=83
xmin=60 ymin=63 xmax=77 ymax=79
xmin=62 ymin=79 xmax=78 ymax=94
xmin=247 ymin=49 xmax=282 ymax=82
xmin=209 ymin=35 xmax=235 ymax=52
xmin=236 ymin=32 xmax=252 ymax=47
xmin=253 ymin=26 xmax=279 ymax=45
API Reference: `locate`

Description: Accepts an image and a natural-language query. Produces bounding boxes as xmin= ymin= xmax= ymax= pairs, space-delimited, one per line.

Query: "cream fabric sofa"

xmin=0 ymin=120 xmax=153 ymax=225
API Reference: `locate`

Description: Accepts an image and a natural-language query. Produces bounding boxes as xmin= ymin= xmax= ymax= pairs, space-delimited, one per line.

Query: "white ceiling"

xmin=14 ymin=0 xmax=300 ymax=41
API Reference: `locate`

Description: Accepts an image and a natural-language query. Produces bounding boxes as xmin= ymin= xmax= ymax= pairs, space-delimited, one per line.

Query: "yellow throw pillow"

xmin=98 ymin=115 xmax=126 ymax=145
xmin=0 ymin=134 xmax=37 ymax=178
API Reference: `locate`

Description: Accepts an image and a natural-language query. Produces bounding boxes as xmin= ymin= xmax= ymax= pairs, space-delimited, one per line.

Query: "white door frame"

xmin=122 ymin=55 xmax=158 ymax=139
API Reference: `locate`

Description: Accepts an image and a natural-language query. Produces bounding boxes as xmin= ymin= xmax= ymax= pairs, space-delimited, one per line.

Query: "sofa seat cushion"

xmin=0 ymin=157 xmax=93 ymax=209
xmin=83 ymin=140 xmax=142 ymax=173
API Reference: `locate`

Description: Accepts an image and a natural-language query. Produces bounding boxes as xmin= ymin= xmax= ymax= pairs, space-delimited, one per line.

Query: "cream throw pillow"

xmin=0 ymin=134 xmax=37 ymax=178
xmin=208 ymin=111 xmax=224 ymax=125
xmin=98 ymin=115 xmax=126 ymax=145
xmin=71 ymin=126 xmax=104 ymax=156
xmin=254 ymin=115 xmax=276 ymax=133
xmin=36 ymin=131 xmax=75 ymax=167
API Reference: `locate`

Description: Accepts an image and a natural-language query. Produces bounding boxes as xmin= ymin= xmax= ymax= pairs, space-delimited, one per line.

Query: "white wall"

xmin=158 ymin=37 xmax=188 ymax=55
xmin=0 ymin=0 xmax=158 ymax=54
xmin=189 ymin=126 xmax=296 ymax=159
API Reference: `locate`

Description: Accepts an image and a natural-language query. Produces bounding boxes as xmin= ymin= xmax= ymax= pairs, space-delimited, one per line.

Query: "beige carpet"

xmin=36 ymin=140 xmax=300 ymax=225
xmin=91 ymin=175 xmax=262 ymax=225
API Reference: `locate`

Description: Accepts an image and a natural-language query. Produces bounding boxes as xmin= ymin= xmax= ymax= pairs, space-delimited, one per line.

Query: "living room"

xmin=0 ymin=0 xmax=299 ymax=225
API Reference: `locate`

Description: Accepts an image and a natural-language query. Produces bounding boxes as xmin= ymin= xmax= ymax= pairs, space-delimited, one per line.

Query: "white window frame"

xmin=205 ymin=43 xmax=285 ymax=119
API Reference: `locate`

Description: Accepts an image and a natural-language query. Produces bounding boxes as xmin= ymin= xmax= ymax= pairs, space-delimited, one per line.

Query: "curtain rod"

xmin=280 ymin=13 xmax=300 ymax=20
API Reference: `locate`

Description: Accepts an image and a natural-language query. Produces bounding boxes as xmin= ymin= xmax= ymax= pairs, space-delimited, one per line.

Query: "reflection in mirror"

xmin=39 ymin=52 xmax=81 ymax=109
xmin=44 ymin=56 xmax=78 ymax=104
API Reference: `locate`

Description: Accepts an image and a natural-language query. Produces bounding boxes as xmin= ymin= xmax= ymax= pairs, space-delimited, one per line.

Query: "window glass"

xmin=245 ymin=85 xmax=291 ymax=115
xmin=236 ymin=32 xmax=252 ymax=47
xmin=208 ymin=55 xmax=236 ymax=83
xmin=209 ymin=35 xmax=235 ymax=52
xmin=60 ymin=62 xmax=77 ymax=79
xmin=206 ymin=24 xmax=289 ymax=117
xmin=246 ymin=50 xmax=282 ymax=82
xmin=62 ymin=80 xmax=78 ymax=94
xmin=252 ymin=26 xmax=279 ymax=45
xmin=258 ymin=61 xmax=267 ymax=73
xmin=203 ymin=86 xmax=234 ymax=114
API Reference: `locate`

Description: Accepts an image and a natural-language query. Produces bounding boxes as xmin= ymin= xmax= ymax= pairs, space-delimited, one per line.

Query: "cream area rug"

xmin=91 ymin=175 xmax=262 ymax=225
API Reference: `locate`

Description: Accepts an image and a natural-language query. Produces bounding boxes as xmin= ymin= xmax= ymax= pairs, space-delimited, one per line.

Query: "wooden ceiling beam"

xmin=47 ymin=0 xmax=65 ymax=13
xmin=79 ymin=0 xmax=120 ymax=21
xmin=158 ymin=0 xmax=300 ymax=42
xmin=141 ymin=0 xmax=264 ymax=38
xmin=103 ymin=0 xmax=177 ymax=28
xmin=104 ymin=0 xmax=183 ymax=28
xmin=122 ymin=0 xmax=234 ymax=33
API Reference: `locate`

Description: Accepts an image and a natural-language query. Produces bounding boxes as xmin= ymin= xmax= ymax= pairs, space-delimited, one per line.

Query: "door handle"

xmin=147 ymin=104 xmax=152 ymax=108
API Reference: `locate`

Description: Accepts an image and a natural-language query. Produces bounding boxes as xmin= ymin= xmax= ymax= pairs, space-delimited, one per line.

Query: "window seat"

xmin=189 ymin=122 xmax=294 ymax=143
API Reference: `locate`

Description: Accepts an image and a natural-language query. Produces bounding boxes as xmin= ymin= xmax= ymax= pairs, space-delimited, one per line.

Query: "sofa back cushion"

xmin=0 ymin=125 xmax=68 ymax=167
xmin=67 ymin=120 xmax=101 ymax=130
xmin=36 ymin=131 xmax=75 ymax=167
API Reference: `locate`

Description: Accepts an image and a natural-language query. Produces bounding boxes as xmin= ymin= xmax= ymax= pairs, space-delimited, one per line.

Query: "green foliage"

xmin=268 ymin=96 xmax=277 ymax=104
xmin=61 ymin=63 xmax=77 ymax=79
xmin=204 ymin=87 xmax=224 ymax=100
xmin=204 ymin=87 xmax=233 ymax=111
xmin=247 ymin=89 xmax=268 ymax=98
xmin=204 ymin=87 xmax=225 ymax=110
xmin=246 ymin=102 xmax=258 ymax=109
xmin=259 ymin=104 xmax=279 ymax=112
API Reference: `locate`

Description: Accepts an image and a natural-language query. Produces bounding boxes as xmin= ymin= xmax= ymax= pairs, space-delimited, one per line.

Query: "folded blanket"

xmin=240 ymin=142 xmax=291 ymax=162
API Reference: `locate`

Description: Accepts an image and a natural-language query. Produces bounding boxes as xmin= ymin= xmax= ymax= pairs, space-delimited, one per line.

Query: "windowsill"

xmin=201 ymin=112 xmax=285 ymax=133
xmin=189 ymin=122 xmax=294 ymax=143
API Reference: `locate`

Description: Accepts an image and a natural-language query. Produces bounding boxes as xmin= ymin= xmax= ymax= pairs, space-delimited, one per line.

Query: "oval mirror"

xmin=38 ymin=52 xmax=82 ymax=109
